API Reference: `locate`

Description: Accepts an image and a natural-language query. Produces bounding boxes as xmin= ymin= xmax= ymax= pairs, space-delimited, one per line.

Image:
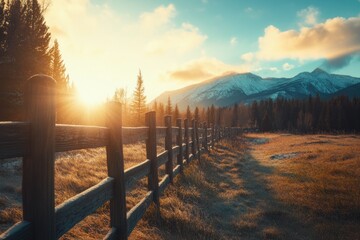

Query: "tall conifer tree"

xmin=131 ymin=70 xmax=146 ymax=125
xmin=166 ymin=96 xmax=172 ymax=115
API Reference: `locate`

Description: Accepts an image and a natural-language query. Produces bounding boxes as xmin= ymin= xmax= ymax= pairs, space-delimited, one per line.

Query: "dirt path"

xmin=204 ymin=138 xmax=312 ymax=239
xmin=149 ymin=136 xmax=314 ymax=240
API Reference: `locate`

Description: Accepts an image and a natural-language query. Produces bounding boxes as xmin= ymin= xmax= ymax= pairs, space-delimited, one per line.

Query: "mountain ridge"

xmin=153 ymin=68 xmax=360 ymax=110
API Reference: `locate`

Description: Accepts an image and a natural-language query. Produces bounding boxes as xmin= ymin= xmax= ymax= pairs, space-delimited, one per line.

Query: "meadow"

xmin=1 ymin=133 xmax=359 ymax=239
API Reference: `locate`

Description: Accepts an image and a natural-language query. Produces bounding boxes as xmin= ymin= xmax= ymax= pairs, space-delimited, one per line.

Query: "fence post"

xmin=146 ymin=111 xmax=159 ymax=211
xmin=184 ymin=119 xmax=189 ymax=163
xmin=195 ymin=120 xmax=200 ymax=161
xmin=164 ymin=116 xmax=173 ymax=183
xmin=198 ymin=122 xmax=202 ymax=151
xmin=191 ymin=119 xmax=196 ymax=161
xmin=211 ymin=123 xmax=215 ymax=148
xmin=176 ymin=119 xmax=183 ymax=172
xmin=203 ymin=122 xmax=208 ymax=151
xmin=106 ymin=102 xmax=127 ymax=240
xmin=23 ymin=75 xmax=56 ymax=239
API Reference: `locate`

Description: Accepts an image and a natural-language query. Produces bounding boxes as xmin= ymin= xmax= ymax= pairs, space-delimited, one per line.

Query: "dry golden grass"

xmin=1 ymin=134 xmax=360 ymax=239
xmin=0 ymin=141 xmax=162 ymax=238
xmin=246 ymin=133 xmax=360 ymax=240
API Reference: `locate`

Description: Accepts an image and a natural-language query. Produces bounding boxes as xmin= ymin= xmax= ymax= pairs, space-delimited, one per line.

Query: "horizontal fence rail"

xmin=0 ymin=75 xmax=241 ymax=240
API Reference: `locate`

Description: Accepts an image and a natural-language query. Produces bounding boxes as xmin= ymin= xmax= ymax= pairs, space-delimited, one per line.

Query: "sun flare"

xmin=75 ymin=85 xmax=110 ymax=106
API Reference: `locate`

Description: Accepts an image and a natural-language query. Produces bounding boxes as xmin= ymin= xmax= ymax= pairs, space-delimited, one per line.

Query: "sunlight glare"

xmin=75 ymin=83 xmax=111 ymax=106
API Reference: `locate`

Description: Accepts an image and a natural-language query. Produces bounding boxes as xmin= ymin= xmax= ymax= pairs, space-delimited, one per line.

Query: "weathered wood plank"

xmin=0 ymin=221 xmax=32 ymax=240
xmin=124 ymin=160 xmax=150 ymax=190
xmin=203 ymin=122 xmax=208 ymax=151
xmin=195 ymin=120 xmax=200 ymax=162
xmin=173 ymin=165 xmax=181 ymax=177
xmin=23 ymin=75 xmax=56 ymax=239
xmin=126 ymin=191 xmax=153 ymax=236
xmin=172 ymin=145 xmax=180 ymax=156
xmin=211 ymin=124 xmax=215 ymax=148
xmin=103 ymin=227 xmax=117 ymax=240
xmin=122 ymin=127 xmax=148 ymax=144
xmin=55 ymin=177 xmax=114 ymax=238
xmin=171 ymin=127 xmax=179 ymax=138
xmin=157 ymin=150 xmax=168 ymax=167
xmin=191 ymin=119 xmax=196 ymax=160
xmin=0 ymin=122 xmax=29 ymax=159
xmin=156 ymin=127 xmax=167 ymax=139
xmin=164 ymin=116 xmax=173 ymax=183
xmin=146 ymin=111 xmax=159 ymax=209
xmin=55 ymin=124 xmax=109 ymax=152
xmin=176 ymin=119 xmax=183 ymax=172
xmin=188 ymin=153 xmax=194 ymax=163
xmin=106 ymin=102 xmax=127 ymax=240
xmin=159 ymin=174 xmax=170 ymax=195
xmin=184 ymin=119 xmax=189 ymax=163
xmin=182 ymin=143 xmax=186 ymax=156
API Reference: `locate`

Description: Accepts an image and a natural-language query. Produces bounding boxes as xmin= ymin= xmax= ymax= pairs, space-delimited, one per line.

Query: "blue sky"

xmin=45 ymin=0 xmax=360 ymax=102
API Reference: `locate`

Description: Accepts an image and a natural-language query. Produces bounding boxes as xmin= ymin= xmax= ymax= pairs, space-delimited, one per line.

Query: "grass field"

xmin=1 ymin=133 xmax=359 ymax=239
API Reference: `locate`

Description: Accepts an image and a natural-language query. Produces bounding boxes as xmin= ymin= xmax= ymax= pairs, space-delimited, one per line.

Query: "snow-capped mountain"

xmin=153 ymin=68 xmax=360 ymax=110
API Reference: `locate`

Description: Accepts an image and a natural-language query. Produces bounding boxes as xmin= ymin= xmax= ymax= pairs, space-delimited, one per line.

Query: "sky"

xmin=44 ymin=0 xmax=360 ymax=103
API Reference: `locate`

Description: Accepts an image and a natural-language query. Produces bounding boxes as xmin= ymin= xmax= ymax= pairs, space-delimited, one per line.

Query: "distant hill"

xmin=153 ymin=68 xmax=360 ymax=110
xmin=330 ymin=82 xmax=360 ymax=98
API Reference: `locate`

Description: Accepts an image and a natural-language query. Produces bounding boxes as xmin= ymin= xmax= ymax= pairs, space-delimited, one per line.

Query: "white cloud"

xmin=139 ymin=4 xmax=176 ymax=30
xmin=282 ymin=62 xmax=294 ymax=71
xmin=230 ymin=37 xmax=238 ymax=46
xmin=256 ymin=16 xmax=360 ymax=61
xmin=241 ymin=52 xmax=255 ymax=62
xmin=269 ymin=67 xmax=279 ymax=72
xmin=244 ymin=7 xmax=253 ymax=13
xmin=146 ymin=23 xmax=207 ymax=55
xmin=165 ymin=57 xmax=251 ymax=82
xmin=297 ymin=6 xmax=319 ymax=26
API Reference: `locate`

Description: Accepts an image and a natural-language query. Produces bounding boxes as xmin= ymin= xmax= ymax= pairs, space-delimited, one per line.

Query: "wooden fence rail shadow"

xmin=0 ymin=75 xmax=241 ymax=240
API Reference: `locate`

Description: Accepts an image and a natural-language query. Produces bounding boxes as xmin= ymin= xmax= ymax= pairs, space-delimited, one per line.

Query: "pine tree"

xmin=173 ymin=104 xmax=179 ymax=125
xmin=216 ymin=107 xmax=222 ymax=126
xmin=186 ymin=106 xmax=191 ymax=120
xmin=131 ymin=70 xmax=147 ymax=125
xmin=200 ymin=107 xmax=206 ymax=123
xmin=158 ymin=102 xmax=165 ymax=125
xmin=250 ymin=101 xmax=259 ymax=127
xmin=49 ymin=39 xmax=71 ymax=122
xmin=23 ymin=0 xmax=51 ymax=76
xmin=166 ymin=96 xmax=172 ymax=115
xmin=210 ymin=104 xmax=215 ymax=125
xmin=194 ymin=107 xmax=199 ymax=122
xmin=1 ymin=0 xmax=52 ymax=112
xmin=232 ymin=103 xmax=238 ymax=127
xmin=206 ymin=107 xmax=210 ymax=125
xmin=49 ymin=40 xmax=67 ymax=83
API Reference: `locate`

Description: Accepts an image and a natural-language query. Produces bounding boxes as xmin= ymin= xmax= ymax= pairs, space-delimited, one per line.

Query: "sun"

xmin=75 ymin=84 xmax=110 ymax=107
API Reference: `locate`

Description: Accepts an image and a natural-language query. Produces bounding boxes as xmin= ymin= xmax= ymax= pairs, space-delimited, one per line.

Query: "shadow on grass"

xmin=151 ymin=137 xmax=315 ymax=240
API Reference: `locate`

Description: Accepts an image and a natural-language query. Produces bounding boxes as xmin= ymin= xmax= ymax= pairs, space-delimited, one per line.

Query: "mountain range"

xmin=153 ymin=68 xmax=360 ymax=110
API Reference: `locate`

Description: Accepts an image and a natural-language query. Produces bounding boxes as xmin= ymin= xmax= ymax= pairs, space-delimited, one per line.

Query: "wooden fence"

xmin=0 ymin=75 xmax=241 ymax=240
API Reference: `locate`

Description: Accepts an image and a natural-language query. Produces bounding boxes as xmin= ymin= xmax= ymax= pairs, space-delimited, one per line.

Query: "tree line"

xmin=249 ymin=95 xmax=360 ymax=133
xmin=0 ymin=0 xmax=71 ymax=121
